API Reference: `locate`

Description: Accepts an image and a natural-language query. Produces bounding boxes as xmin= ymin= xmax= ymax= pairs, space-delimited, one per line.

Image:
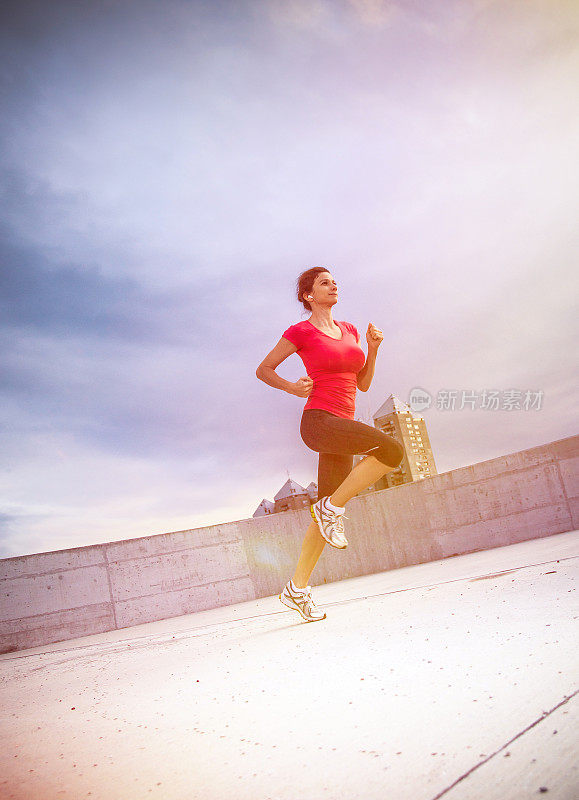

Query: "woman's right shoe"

xmin=279 ymin=581 xmax=326 ymax=622
xmin=310 ymin=497 xmax=349 ymax=549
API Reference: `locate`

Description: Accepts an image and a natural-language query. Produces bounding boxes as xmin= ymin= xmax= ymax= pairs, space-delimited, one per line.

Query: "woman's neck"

xmin=308 ymin=308 xmax=336 ymax=329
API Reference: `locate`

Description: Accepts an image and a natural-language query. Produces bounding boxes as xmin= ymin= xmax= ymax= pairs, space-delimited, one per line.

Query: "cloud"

xmin=347 ymin=0 xmax=395 ymax=27
xmin=263 ymin=0 xmax=331 ymax=30
xmin=0 ymin=229 xmax=147 ymax=342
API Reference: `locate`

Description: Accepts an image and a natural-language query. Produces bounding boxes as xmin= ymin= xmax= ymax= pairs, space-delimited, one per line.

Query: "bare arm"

xmin=356 ymin=323 xmax=383 ymax=392
xmin=356 ymin=345 xmax=377 ymax=392
xmin=256 ymin=337 xmax=313 ymax=398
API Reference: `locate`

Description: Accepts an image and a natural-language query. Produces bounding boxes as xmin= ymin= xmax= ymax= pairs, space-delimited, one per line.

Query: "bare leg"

xmin=330 ymin=455 xmax=395 ymax=507
xmin=292 ymin=519 xmax=326 ymax=588
xmin=291 ymin=456 xmax=395 ymax=587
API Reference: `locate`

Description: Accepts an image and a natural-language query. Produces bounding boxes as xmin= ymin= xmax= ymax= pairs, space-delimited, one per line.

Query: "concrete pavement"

xmin=1 ymin=530 xmax=578 ymax=800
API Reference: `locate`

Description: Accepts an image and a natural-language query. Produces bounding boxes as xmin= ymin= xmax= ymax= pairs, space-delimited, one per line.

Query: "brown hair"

xmin=296 ymin=266 xmax=331 ymax=312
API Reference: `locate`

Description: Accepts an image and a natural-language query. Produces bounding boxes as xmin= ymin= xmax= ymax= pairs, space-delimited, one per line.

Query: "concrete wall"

xmin=1 ymin=434 xmax=577 ymax=653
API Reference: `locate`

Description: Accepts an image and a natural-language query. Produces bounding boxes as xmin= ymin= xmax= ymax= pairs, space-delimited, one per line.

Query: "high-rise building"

xmin=372 ymin=394 xmax=437 ymax=490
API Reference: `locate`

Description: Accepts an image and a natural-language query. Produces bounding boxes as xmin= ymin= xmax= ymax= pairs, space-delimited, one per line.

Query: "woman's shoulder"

xmin=283 ymin=319 xmax=309 ymax=335
xmin=281 ymin=319 xmax=310 ymax=348
xmin=339 ymin=320 xmax=359 ymax=336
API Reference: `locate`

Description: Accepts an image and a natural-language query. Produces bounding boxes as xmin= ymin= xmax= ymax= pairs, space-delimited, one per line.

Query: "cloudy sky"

xmin=1 ymin=0 xmax=577 ymax=559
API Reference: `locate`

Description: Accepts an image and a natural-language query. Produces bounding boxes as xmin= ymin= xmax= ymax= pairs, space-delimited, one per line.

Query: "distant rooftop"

xmin=253 ymin=499 xmax=275 ymax=517
xmin=273 ymin=478 xmax=309 ymax=501
xmin=373 ymin=394 xmax=414 ymax=419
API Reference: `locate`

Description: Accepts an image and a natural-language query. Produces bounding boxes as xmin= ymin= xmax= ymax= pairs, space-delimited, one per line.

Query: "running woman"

xmin=256 ymin=267 xmax=404 ymax=622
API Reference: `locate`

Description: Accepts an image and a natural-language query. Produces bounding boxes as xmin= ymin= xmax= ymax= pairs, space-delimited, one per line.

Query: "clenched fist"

xmin=292 ymin=376 xmax=314 ymax=397
xmin=366 ymin=322 xmax=383 ymax=350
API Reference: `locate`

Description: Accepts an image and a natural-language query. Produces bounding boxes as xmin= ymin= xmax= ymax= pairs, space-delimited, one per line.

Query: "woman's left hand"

xmin=366 ymin=322 xmax=383 ymax=351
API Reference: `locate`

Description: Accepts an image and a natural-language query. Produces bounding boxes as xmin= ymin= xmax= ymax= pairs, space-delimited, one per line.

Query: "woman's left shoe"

xmin=310 ymin=497 xmax=349 ymax=549
xmin=279 ymin=581 xmax=327 ymax=622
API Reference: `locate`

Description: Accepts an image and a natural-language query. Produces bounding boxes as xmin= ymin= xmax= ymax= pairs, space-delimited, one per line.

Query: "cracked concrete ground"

xmin=1 ymin=530 xmax=577 ymax=800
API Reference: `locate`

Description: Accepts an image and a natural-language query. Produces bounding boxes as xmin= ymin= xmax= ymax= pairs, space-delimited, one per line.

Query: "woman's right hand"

xmin=292 ymin=376 xmax=314 ymax=397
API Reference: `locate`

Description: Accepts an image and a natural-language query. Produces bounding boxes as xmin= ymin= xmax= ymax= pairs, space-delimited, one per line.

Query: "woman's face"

xmin=310 ymin=272 xmax=338 ymax=306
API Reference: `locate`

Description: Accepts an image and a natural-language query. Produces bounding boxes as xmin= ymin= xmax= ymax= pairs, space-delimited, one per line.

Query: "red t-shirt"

xmin=282 ymin=319 xmax=366 ymax=419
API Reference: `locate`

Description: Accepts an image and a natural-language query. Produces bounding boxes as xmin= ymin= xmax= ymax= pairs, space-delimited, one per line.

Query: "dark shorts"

xmin=300 ymin=409 xmax=404 ymax=500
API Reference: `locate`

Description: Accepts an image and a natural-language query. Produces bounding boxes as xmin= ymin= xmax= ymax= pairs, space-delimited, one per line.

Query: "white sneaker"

xmin=310 ymin=497 xmax=349 ymax=549
xmin=279 ymin=581 xmax=326 ymax=622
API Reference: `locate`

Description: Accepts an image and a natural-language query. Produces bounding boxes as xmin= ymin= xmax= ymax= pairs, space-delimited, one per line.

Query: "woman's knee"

xmin=371 ymin=438 xmax=404 ymax=469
